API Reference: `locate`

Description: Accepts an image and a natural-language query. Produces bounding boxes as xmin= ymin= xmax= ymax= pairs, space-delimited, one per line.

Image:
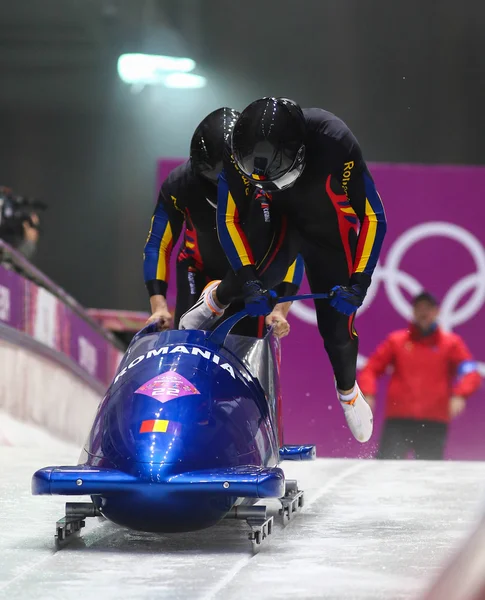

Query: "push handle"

xmin=276 ymin=292 xmax=332 ymax=304
xmin=129 ymin=321 xmax=159 ymax=345
xmin=208 ymin=292 xmax=332 ymax=346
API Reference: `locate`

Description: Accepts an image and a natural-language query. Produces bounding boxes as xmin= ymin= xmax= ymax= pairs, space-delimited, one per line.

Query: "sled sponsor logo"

xmin=114 ymin=345 xmax=236 ymax=384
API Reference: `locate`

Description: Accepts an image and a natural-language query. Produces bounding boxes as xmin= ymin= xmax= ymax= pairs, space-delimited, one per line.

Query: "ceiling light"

xmin=163 ymin=72 xmax=207 ymax=89
xmin=117 ymin=53 xmax=196 ymax=85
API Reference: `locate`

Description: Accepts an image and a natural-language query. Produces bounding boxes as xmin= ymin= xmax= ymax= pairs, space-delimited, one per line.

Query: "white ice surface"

xmin=1 ymin=417 xmax=485 ymax=600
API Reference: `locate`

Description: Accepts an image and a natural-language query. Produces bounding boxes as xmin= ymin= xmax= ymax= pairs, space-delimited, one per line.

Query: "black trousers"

xmin=302 ymin=242 xmax=358 ymax=391
xmin=376 ymin=418 xmax=448 ymax=460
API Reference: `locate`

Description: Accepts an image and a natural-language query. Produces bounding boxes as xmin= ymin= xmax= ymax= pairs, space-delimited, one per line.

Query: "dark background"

xmin=0 ymin=0 xmax=483 ymax=310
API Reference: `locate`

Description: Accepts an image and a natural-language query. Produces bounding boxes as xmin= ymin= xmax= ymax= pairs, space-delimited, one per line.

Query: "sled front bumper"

xmin=32 ymin=464 xmax=285 ymax=499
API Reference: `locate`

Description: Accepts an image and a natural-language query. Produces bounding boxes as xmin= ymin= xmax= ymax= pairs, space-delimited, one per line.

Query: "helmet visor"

xmin=249 ymin=145 xmax=305 ymax=192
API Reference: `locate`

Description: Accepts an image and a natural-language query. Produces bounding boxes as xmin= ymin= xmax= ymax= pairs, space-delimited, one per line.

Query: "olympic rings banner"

xmin=157 ymin=160 xmax=485 ymax=460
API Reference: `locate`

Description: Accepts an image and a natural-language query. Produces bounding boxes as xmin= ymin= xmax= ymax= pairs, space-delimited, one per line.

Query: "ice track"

xmin=1 ymin=414 xmax=485 ymax=600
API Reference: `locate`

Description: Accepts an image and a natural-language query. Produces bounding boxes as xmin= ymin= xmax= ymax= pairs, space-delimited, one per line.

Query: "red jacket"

xmin=358 ymin=325 xmax=481 ymax=423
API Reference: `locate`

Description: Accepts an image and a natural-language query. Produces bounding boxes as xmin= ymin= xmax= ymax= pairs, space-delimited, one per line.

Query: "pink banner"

xmin=0 ymin=261 xmax=122 ymax=387
xmin=157 ymin=159 xmax=485 ymax=460
xmin=0 ymin=266 xmax=25 ymax=330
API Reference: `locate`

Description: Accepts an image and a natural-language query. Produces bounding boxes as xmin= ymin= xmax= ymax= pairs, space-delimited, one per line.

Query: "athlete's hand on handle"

xmin=242 ymin=280 xmax=277 ymax=317
xmin=265 ymin=309 xmax=290 ymax=338
xmin=329 ymin=284 xmax=366 ymax=316
xmin=145 ymin=308 xmax=173 ymax=331
xmin=146 ymin=295 xmax=173 ymax=330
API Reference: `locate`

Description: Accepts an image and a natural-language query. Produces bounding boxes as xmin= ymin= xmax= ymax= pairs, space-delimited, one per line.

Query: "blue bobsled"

xmin=32 ymin=297 xmax=320 ymax=549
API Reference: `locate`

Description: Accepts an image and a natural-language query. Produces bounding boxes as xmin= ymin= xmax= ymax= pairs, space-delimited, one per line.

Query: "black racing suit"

xmin=216 ymin=108 xmax=387 ymax=388
xmin=143 ymin=160 xmax=303 ymax=333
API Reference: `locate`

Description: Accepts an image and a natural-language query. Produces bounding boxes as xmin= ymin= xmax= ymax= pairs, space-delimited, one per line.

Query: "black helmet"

xmin=190 ymin=107 xmax=240 ymax=184
xmin=231 ymin=97 xmax=306 ymax=191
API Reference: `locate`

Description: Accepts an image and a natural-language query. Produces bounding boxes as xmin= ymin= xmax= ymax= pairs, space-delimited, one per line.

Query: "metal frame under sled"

xmin=52 ymin=484 xmax=304 ymax=551
xmin=247 ymin=515 xmax=273 ymax=551
xmin=55 ymin=502 xmax=101 ymax=548
xmin=225 ymin=505 xmax=274 ymax=552
xmin=279 ymin=479 xmax=304 ymax=524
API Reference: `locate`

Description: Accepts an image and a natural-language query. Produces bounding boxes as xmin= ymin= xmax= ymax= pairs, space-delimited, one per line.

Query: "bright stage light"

xmin=117 ymin=53 xmax=196 ymax=85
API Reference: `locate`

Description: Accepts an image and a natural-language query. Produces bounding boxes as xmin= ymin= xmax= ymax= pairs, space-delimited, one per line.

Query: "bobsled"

xmin=32 ymin=296 xmax=319 ymax=550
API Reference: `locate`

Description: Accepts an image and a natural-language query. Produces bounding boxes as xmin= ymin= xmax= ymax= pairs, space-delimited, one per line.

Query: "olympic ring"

xmin=382 ymin=222 xmax=485 ymax=330
xmin=290 ymin=221 xmax=485 ymax=333
xmin=291 ymin=221 xmax=485 ymax=374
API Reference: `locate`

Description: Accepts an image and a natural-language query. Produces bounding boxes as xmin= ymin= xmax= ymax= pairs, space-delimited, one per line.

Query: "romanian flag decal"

xmin=139 ymin=419 xmax=180 ymax=434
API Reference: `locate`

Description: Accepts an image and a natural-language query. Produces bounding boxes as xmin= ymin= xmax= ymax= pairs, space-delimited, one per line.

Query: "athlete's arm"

xmin=343 ymin=145 xmax=387 ymax=287
xmin=216 ymin=150 xmax=258 ymax=284
xmin=143 ymin=185 xmax=185 ymax=327
xmin=265 ymin=255 xmax=305 ymax=338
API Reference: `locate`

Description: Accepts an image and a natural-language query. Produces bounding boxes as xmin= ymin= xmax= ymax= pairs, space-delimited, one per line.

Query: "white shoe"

xmin=179 ymin=280 xmax=226 ymax=331
xmin=338 ymin=383 xmax=373 ymax=443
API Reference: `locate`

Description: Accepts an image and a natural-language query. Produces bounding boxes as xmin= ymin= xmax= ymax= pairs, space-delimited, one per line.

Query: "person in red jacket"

xmin=359 ymin=291 xmax=481 ymax=460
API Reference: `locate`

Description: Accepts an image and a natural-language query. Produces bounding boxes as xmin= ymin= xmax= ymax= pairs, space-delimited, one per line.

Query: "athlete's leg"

xmin=303 ymin=244 xmax=373 ymax=443
xmin=301 ymin=168 xmax=374 ymax=443
xmin=304 ymin=243 xmax=358 ymax=389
